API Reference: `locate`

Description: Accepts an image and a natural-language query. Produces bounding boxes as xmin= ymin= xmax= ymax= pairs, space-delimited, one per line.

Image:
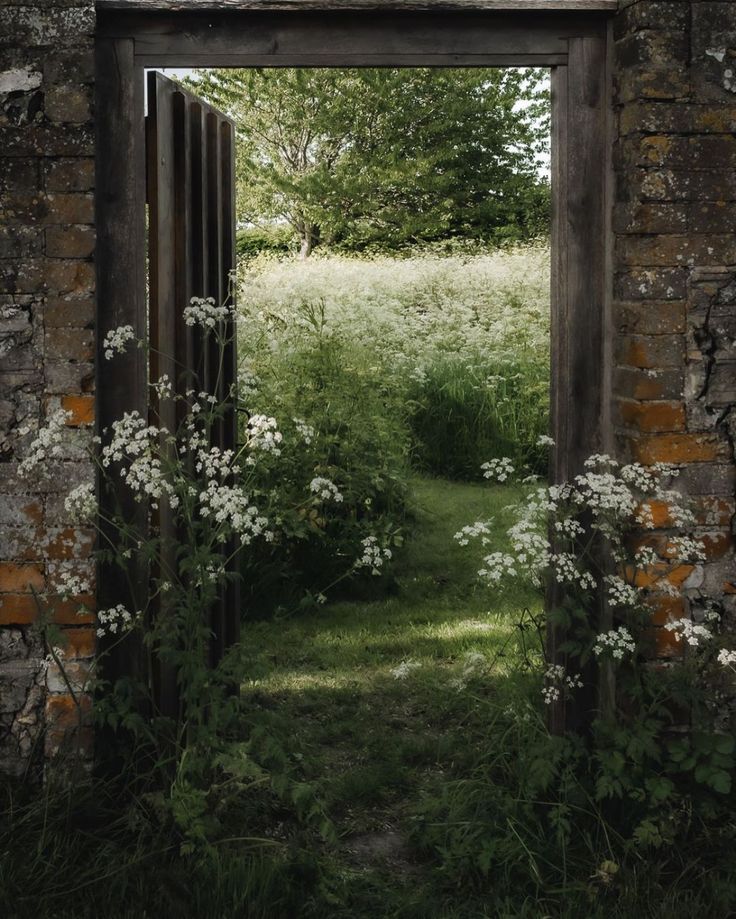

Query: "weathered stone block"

xmin=44 ymin=297 xmax=94 ymax=328
xmin=616 ymin=398 xmax=687 ymax=432
xmin=613 ymin=1 xmax=689 ymax=38
xmin=615 ymin=366 xmax=685 ymax=403
xmin=44 ymin=327 xmax=94 ymax=362
xmin=613 ymin=202 xmax=688 ymax=235
xmin=44 ymin=158 xmax=94 ymax=193
xmin=617 ymin=333 xmax=686 ymax=369
xmin=45 ymin=85 xmax=91 ymax=125
xmin=629 ymin=433 xmax=733 ymax=464
xmin=616 ymin=30 xmax=689 ymax=69
xmin=45 ymin=225 xmax=94 ymax=259
xmin=618 ymin=234 xmax=736 ymax=268
xmin=616 ymin=268 xmax=688 ymax=300
xmin=616 ymin=66 xmax=691 ymax=103
xmin=615 ymin=300 xmax=687 ymax=335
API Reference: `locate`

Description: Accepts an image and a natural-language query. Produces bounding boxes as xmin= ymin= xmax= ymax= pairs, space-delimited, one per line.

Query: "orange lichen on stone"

xmin=61 ymin=394 xmax=94 ymax=426
xmin=0 ymin=562 xmax=45 ymax=593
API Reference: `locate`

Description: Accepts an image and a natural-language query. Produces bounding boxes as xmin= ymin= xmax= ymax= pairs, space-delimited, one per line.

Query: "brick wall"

xmin=1 ymin=0 xmax=735 ymax=774
xmin=612 ymin=0 xmax=736 ymax=654
xmin=0 ymin=2 xmax=96 ymax=774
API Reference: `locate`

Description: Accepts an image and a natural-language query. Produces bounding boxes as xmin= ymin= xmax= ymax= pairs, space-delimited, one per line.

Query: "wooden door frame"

xmin=95 ymin=1 xmax=615 ymax=732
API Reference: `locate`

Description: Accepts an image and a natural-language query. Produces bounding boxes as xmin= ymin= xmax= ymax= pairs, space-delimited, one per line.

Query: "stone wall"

xmin=0 ymin=1 xmax=96 ymax=774
xmin=0 ymin=0 xmax=735 ymax=774
xmin=612 ymin=0 xmax=736 ymax=654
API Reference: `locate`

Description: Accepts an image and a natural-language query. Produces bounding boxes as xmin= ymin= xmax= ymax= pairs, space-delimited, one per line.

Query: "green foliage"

xmin=187 ymin=68 xmax=550 ymax=254
xmin=241 ymin=298 xmax=413 ymax=614
xmin=239 ymin=245 xmax=551 ymax=492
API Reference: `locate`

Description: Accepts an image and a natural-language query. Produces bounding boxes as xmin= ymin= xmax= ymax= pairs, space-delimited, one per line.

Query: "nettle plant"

xmin=458 ymin=446 xmax=736 ymax=840
xmin=18 ymin=296 xmax=396 ymax=774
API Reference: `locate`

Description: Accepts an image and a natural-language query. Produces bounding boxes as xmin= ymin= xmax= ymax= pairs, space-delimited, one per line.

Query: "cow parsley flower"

xmin=536 ymin=434 xmax=555 ymax=447
xmin=478 ymin=552 xmax=517 ymax=584
xmin=97 ymin=603 xmax=140 ymax=638
xmin=717 ymin=649 xmax=736 ymax=668
xmin=664 ymin=618 xmax=713 ymax=648
xmin=310 ymin=477 xmax=343 ymax=503
xmin=294 ymin=418 xmax=315 ymax=445
xmin=390 ymin=659 xmax=421 ymax=680
xmin=17 ymin=409 xmax=71 ymax=477
xmin=594 ymin=626 xmax=636 ymax=660
xmin=604 ymin=575 xmax=640 ymax=608
xmin=103 ymin=324 xmax=135 ymax=360
xmin=183 ymin=296 xmax=233 ymax=329
xmin=355 ymin=536 xmax=392 ymax=575
xmin=454 ymin=521 xmax=491 ymax=546
xmin=245 ymin=414 xmax=282 ymax=464
xmin=64 ymin=482 xmax=96 ymax=522
xmin=542 ymin=664 xmax=583 ymax=705
xmin=481 ymin=457 xmax=515 ymax=483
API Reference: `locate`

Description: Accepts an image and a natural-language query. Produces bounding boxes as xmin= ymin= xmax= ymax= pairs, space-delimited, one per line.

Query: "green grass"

xmin=238 ymin=476 xmax=543 ymax=916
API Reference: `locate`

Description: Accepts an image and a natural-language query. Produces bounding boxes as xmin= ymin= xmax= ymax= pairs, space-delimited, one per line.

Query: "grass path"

xmin=239 ymin=477 xmax=542 ymax=917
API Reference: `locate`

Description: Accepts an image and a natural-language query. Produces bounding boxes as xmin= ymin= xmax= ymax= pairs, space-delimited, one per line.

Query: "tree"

xmin=187 ymin=67 xmax=550 ymax=256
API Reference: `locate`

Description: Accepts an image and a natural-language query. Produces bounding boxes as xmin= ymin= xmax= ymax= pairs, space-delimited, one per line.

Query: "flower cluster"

xmin=17 ymin=409 xmax=71 ymax=477
xmin=245 ymin=414 xmax=283 ymax=464
xmin=150 ymin=374 xmax=173 ymax=400
xmin=199 ymin=480 xmax=271 ymax=546
xmin=294 ymin=417 xmax=315 ymax=445
xmin=604 ymin=575 xmax=641 ymax=609
xmin=450 ymin=650 xmax=486 ymax=691
xmin=390 ymin=659 xmax=421 ymax=680
xmin=593 ymin=626 xmax=636 ymax=660
xmin=183 ymin=296 xmax=233 ymax=329
xmin=481 ymin=457 xmax=515 ymax=483
xmin=309 ymin=477 xmax=343 ymax=503
xmin=717 ymin=649 xmax=736 ymax=668
xmin=355 ymin=536 xmax=392 ymax=575
xmin=478 ymin=552 xmax=517 ymax=584
xmin=542 ymin=664 xmax=583 ymax=705
xmin=101 ymin=411 xmax=178 ymax=509
xmin=97 ymin=604 xmax=140 ymax=638
xmin=64 ymin=482 xmax=97 ymax=523
xmin=664 ymin=618 xmax=713 ymax=648
xmin=103 ymin=324 xmax=135 ymax=360
xmin=454 ymin=521 xmax=491 ymax=546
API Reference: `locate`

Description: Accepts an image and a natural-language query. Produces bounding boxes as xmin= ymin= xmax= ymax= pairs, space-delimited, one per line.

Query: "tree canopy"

xmin=186 ymin=67 xmax=550 ymax=256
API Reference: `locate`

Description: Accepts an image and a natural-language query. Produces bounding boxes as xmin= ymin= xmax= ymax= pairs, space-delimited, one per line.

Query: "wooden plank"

xmin=95 ymin=37 xmax=149 ymax=703
xmin=547 ymin=33 xmax=608 ymax=734
xmin=147 ymin=71 xmax=182 ymax=720
xmin=98 ymin=0 xmax=618 ymax=11
xmin=99 ymin=10 xmax=599 ymax=65
xmin=220 ymin=119 xmax=241 ymax=651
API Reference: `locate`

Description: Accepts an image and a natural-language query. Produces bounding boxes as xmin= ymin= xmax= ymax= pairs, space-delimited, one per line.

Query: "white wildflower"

xmin=454 ymin=521 xmax=491 ymax=546
xmin=309 ymin=477 xmax=343 ymax=503
xmin=355 ymin=536 xmax=392 ymax=575
xmin=717 ymin=649 xmax=736 ymax=668
xmin=97 ymin=603 xmax=140 ymax=638
xmin=664 ymin=617 xmax=713 ymax=648
xmin=594 ymin=626 xmax=636 ymax=660
xmin=17 ymin=409 xmax=71 ymax=477
xmin=103 ymin=324 xmax=135 ymax=360
xmin=481 ymin=457 xmax=515 ymax=483
xmin=183 ymin=296 xmax=233 ymax=329
xmin=604 ymin=574 xmax=641 ymax=608
xmin=64 ymin=482 xmax=96 ymax=523
xmin=390 ymin=659 xmax=421 ymax=680
xmin=245 ymin=414 xmax=283 ymax=463
xmin=294 ymin=418 xmax=315 ymax=445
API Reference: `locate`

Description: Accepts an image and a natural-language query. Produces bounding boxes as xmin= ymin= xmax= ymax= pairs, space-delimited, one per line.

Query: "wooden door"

xmin=146 ymin=71 xmax=240 ymax=718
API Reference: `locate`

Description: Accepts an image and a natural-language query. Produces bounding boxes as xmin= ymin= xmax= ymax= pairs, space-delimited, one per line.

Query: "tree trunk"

xmin=298 ymin=223 xmax=320 ymax=259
